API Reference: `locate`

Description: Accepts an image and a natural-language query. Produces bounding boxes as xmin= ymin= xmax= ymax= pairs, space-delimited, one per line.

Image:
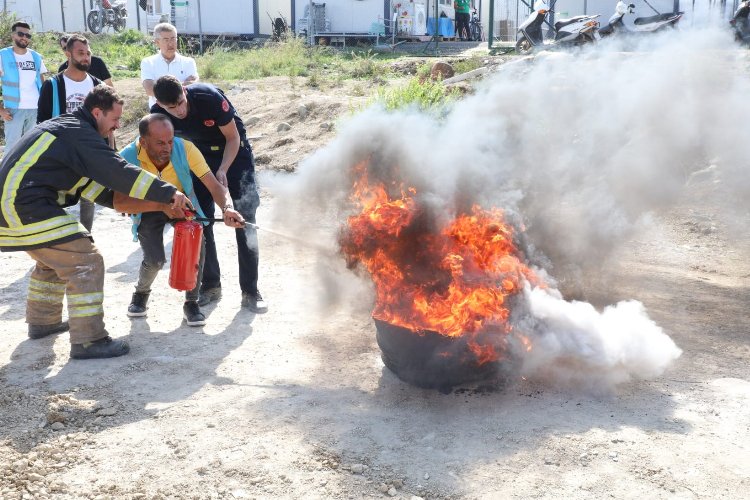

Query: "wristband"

xmin=221 ymin=204 xmax=233 ymax=214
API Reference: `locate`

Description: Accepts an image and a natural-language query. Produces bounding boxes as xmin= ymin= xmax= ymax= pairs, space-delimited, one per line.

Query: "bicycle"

xmin=469 ymin=9 xmax=484 ymax=41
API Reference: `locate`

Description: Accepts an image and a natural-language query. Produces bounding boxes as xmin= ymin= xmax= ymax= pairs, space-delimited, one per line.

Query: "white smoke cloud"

xmin=270 ymin=27 xmax=750 ymax=388
xmin=512 ymin=284 xmax=682 ymax=391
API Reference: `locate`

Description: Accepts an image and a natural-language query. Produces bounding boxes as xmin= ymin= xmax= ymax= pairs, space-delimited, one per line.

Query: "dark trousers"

xmin=192 ymin=146 xmax=260 ymax=295
xmin=456 ymin=12 xmax=470 ymax=40
xmin=135 ymin=211 xmax=206 ymax=302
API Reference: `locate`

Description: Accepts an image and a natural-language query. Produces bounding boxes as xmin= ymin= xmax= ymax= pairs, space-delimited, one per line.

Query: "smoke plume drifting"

xmin=273 ymin=28 xmax=750 ymax=389
xmin=515 ymin=285 xmax=682 ymax=390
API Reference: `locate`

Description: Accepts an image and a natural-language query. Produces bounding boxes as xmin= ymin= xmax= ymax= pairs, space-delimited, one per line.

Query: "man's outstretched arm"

xmin=113 ymin=191 xmax=192 ymax=217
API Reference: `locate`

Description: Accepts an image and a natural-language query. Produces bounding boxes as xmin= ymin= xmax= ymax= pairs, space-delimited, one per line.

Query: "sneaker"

xmin=241 ymin=291 xmax=268 ymax=314
xmin=70 ymin=335 xmax=130 ymax=360
xmin=197 ymin=286 xmax=222 ymax=307
xmin=127 ymin=292 xmax=150 ymax=317
xmin=28 ymin=321 xmax=69 ymax=340
xmin=183 ymin=301 xmax=207 ymax=327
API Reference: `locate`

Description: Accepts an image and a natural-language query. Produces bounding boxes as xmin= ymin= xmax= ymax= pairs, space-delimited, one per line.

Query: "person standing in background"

xmin=141 ymin=23 xmax=198 ymax=108
xmin=58 ymin=34 xmax=114 ymax=87
xmin=38 ymin=35 xmax=102 ymax=123
xmin=37 ymin=35 xmax=103 ymax=233
xmin=454 ymin=0 xmax=472 ymax=41
xmin=58 ymin=34 xmax=116 ymax=231
xmin=0 ymin=22 xmax=47 ymax=151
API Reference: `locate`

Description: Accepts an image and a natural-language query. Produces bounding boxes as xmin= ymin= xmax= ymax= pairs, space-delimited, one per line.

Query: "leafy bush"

xmin=113 ymin=29 xmax=148 ymax=45
xmin=119 ymin=95 xmax=150 ymax=141
xmin=89 ymin=33 xmax=153 ymax=77
xmin=374 ymin=77 xmax=461 ymax=112
xmin=194 ymin=37 xmax=398 ymax=84
xmin=0 ymin=11 xmax=17 ymax=48
xmin=452 ymin=56 xmax=485 ymax=75
xmin=416 ymin=62 xmax=433 ymax=81
xmin=197 ymin=36 xmax=311 ymax=80
xmin=348 ymin=50 xmax=379 ymax=78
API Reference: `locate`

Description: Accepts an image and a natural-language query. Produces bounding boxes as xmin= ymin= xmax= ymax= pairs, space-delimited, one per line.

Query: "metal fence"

xmin=488 ymin=0 xmax=523 ymax=42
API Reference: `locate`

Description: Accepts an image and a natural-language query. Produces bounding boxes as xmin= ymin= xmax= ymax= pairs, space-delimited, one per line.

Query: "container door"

xmin=258 ymin=0 xmax=292 ymax=36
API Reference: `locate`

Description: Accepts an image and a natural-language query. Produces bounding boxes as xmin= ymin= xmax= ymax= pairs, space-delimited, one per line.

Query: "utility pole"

xmin=60 ymin=0 xmax=66 ymax=32
xmin=423 ymin=0 xmax=440 ymax=55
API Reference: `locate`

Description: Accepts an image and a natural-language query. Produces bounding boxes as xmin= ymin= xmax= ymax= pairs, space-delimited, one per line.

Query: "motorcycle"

xmin=87 ymin=0 xmax=128 ymax=34
xmin=516 ymin=8 xmax=601 ymax=54
xmin=730 ymin=0 xmax=750 ymax=44
xmin=599 ymin=0 xmax=683 ymax=37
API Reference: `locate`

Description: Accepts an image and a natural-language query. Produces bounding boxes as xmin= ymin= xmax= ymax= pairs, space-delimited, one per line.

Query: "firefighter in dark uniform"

xmin=0 ymin=85 xmax=193 ymax=359
xmin=151 ymin=75 xmax=267 ymax=313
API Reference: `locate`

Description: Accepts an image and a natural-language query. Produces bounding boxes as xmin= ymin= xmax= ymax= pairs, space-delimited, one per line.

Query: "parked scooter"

xmin=730 ymin=0 xmax=750 ymax=44
xmin=87 ymin=0 xmax=128 ymax=34
xmin=516 ymin=7 xmax=601 ymax=54
xmin=599 ymin=0 xmax=683 ymax=37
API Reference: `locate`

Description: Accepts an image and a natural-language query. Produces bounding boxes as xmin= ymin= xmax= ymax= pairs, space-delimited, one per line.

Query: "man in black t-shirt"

xmin=57 ymin=34 xmax=113 ymax=87
xmin=151 ymin=75 xmax=267 ymax=314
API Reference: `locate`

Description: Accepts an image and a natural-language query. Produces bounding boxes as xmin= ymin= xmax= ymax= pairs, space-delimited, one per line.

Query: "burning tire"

xmin=375 ymin=319 xmax=501 ymax=392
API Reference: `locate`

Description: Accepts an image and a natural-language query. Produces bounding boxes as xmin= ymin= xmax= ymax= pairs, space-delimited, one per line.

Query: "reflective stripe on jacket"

xmin=0 ymin=107 xmax=178 ymax=251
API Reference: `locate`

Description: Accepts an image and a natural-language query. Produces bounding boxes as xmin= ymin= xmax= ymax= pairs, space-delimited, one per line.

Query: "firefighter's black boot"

xmin=70 ymin=335 xmax=130 ymax=360
xmin=28 ymin=321 xmax=69 ymax=340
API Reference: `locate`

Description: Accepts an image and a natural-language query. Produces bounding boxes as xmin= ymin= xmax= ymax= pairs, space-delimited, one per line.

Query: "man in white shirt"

xmin=0 ymin=22 xmax=48 ymax=151
xmin=141 ymin=23 xmax=198 ymax=108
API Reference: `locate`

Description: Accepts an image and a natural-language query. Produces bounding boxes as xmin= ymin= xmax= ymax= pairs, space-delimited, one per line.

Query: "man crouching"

xmin=119 ymin=114 xmax=244 ymax=326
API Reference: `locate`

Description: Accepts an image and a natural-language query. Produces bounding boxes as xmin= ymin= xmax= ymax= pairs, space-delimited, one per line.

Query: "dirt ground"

xmin=1 ymin=57 xmax=749 ymax=500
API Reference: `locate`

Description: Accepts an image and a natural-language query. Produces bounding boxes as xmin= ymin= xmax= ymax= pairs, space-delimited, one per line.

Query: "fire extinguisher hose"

xmin=192 ymin=217 xmax=259 ymax=229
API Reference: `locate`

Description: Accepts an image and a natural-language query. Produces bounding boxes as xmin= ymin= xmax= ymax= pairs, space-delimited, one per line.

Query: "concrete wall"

xmin=293 ymin=0 xmax=388 ymax=34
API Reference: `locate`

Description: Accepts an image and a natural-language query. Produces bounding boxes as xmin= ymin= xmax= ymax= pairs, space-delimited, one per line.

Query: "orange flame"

xmin=340 ymin=161 xmax=540 ymax=364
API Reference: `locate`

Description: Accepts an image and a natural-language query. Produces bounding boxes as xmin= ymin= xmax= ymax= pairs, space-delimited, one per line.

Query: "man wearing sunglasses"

xmin=0 ymin=22 xmax=48 ymax=151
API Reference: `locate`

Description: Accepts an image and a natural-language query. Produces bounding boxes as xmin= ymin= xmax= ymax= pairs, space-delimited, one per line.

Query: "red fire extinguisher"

xmin=169 ymin=214 xmax=203 ymax=291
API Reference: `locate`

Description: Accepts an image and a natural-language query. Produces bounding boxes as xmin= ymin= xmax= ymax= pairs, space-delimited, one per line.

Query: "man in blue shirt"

xmin=151 ymin=75 xmax=267 ymax=313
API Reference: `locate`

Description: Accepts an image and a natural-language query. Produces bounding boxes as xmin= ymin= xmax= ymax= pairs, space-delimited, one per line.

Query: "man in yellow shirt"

xmin=119 ymin=113 xmax=244 ymax=326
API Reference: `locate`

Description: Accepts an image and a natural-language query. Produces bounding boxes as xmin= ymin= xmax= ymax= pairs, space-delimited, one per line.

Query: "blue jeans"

xmin=3 ymin=108 xmax=37 ymax=151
